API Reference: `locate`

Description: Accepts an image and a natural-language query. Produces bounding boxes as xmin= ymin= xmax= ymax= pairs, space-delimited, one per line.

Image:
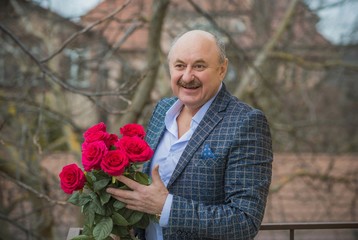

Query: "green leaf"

xmin=99 ymin=190 xmax=111 ymax=206
xmin=94 ymin=179 xmax=111 ymax=192
xmin=104 ymin=205 xmax=113 ymax=216
xmin=91 ymin=200 xmax=106 ymax=216
xmin=134 ymin=172 xmax=150 ymax=186
xmin=93 ymin=170 xmax=110 ymax=180
xmin=111 ymin=226 xmax=130 ymax=239
xmin=71 ymin=235 xmax=93 ymax=240
xmin=82 ymin=223 xmax=93 ymax=236
xmin=83 ymin=203 xmax=95 ymax=228
xmin=85 ymin=172 xmax=94 ymax=186
xmin=112 ymin=212 xmax=129 ymax=226
xmin=127 ymin=211 xmax=144 ymax=225
xmin=131 ymin=163 xmax=142 ymax=170
xmin=67 ymin=192 xmax=81 ymax=206
xmin=133 ymin=213 xmax=150 ymax=229
xmin=118 ymin=208 xmax=132 ymax=219
xmin=79 ymin=194 xmax=92 ymax=206
xmin=113 ymin=200 xmax=126 ymax=210
xmin=88 ymin=192 xmax=106 ymax=215
xmin=93 ymin=217 xmax=113 ymax=240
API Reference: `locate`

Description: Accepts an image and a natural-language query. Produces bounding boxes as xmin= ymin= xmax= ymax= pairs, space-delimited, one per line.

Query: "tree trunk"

xmin=119 ymin=0 xmax=170 ymax=126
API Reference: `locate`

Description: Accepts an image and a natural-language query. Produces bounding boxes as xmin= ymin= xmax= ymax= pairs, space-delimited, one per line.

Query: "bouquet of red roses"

xmin=59 ymin=122 xmax=155 ymax=240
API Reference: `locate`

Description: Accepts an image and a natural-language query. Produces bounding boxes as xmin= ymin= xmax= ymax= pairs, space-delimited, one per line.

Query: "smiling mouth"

xmin=183 ymin=85 xmax=200 ymax=89
xmin=177 ymin=79 xmax=201 ymax=89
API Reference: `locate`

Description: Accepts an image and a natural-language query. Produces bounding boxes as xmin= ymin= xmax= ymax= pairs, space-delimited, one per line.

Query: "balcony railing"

xmin=259 ymin=222 xmax=358 ymax=240
xmin=67 ymin=222 xmax=358 ymax=240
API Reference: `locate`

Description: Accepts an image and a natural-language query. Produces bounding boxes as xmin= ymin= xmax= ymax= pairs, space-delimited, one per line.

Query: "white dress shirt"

xmin=145 ymin=85 xmax=221 ymax=240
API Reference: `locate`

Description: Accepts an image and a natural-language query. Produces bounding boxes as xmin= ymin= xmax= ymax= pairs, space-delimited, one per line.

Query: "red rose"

xmin=105 ymin=133 xmax=119 ymax=148
xmin=84 ymin=122 xmax=106 ymax=135
xmin=115 ymin=136 xmax=154 ymax=163
xmin=83 ymin=122 xmax=109 ymax=143
xmin=100 ymin=150 xmax=129 ymax=176
xmin=59 ymin=164 xmax=86 ymax=194
xmin=82 ymin=141 xmax=108 ymax=171
xmin=120 ymin=123 xmax=146 ymax=139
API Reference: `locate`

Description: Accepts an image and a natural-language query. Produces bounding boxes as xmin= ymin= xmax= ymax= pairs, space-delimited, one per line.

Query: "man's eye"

xmin=194 ymin=65 xmax=206 ymax=70
xmin=175 ymin=64 xmax=185 ymax=69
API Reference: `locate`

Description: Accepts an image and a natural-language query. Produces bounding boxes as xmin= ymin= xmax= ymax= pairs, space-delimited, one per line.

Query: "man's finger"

xmin=106 ymin=187 xmax=129 ymax=199
xmin=115 ymin=175 xmax=140 ymax=190
xmin=151 ymin=164 xmax=161 ymax=184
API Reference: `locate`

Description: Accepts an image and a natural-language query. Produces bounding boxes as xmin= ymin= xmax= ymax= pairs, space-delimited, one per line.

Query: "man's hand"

xmin=106 ymin=165 xmax=169 ymax=215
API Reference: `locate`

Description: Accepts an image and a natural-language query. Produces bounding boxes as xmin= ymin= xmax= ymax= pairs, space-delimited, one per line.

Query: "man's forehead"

xmin=170 ymin=40 xmax=215 ymax=56
xmin=172 ymin=58 xmax=207 ymax=64
xmin=168 ymin=31 xmax=220 ymax=63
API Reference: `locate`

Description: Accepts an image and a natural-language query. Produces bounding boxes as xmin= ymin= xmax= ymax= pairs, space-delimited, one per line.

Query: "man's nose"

xmin=182 ymin=67 xmax=193 ymax=82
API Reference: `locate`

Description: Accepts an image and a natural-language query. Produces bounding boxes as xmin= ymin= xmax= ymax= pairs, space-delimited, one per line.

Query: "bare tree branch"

xmin=0 ymin=94 xmax=81 ymax=133
xmin=0 ymin=212 xmax=43 ymax=240
xmin=102 ymin=19 xmax=144 ymax=60
xmin=187 ymin=0 xmax=262 ymax=76
xmin=234 ymin=0 xmax=300 ymax=98
xmin=0 ymin=23 xmax=136 ymax=114
xmin=186 ymin=0 xmax=282 ymax=100
xmin=270 ymin=51 xmax=358 ymax=71
xmin=309 ymin=0 xmax=349 ymax=11
xmin=40 ymin=0 xmax=132 ymax=63
xmin=0 ymin=171 xmax=67 ymax=206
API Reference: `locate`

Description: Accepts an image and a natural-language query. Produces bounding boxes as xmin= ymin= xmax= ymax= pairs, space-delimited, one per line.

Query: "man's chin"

xmin=179 ymin=98 xmax=204 ymax=110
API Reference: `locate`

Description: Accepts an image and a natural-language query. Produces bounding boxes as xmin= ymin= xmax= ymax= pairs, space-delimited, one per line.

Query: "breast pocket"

xmin=196 ymin=143 xmax=228 ymax=167
xmin=195 ymin=157 xmax=219 ymax=167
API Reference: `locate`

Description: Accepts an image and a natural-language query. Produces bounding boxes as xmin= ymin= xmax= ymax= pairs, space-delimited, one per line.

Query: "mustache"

xmin=177 ymin=78 xmax=201 ymax=88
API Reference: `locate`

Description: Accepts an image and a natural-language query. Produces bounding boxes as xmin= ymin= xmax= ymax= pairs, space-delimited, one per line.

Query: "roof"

xmin=81 ymin=0 xmax=152 ymax=51
xmin=80 ymin=0 xmax=331 ymax=53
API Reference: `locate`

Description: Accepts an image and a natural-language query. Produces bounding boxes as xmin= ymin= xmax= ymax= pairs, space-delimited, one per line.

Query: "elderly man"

xmin=107 ymin=30 xmax=273 ymax=240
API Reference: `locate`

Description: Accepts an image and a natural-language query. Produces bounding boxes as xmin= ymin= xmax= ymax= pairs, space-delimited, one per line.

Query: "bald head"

xmin=167 ymin=30 xmax=229 ymax=112
xmin=168 ymin=30 xmax=226 ymax=64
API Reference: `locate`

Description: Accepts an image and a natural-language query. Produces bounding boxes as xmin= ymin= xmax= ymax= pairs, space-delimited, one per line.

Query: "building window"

xmin=64 ymin=48 xmax=90 ymax=88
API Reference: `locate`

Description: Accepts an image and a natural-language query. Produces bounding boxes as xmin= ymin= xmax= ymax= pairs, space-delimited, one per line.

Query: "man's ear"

xmin=219 ymin=58 xmax=229 ymax=80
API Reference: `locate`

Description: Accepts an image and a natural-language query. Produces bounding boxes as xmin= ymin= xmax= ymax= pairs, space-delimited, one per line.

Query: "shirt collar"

xmin=165 ymin=83 xmax=222 ymax=134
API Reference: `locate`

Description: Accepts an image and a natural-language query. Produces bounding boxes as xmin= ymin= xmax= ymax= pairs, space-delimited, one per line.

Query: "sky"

xmin=305 ymin=0 xmax=358 ymax=44
xmin=34 ymin=0 xmax=102 ymax=20
xmin=34 ymin=0 xmax=358 ymax=45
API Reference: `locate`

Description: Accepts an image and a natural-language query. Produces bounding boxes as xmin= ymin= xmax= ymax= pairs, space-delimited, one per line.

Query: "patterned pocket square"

xmin=201 ymin=144 xmax=215 ymax=159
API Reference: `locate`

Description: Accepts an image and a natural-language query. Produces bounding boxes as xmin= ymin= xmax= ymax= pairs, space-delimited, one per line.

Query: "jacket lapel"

xmin=167 ymin=85 xmax=231 ymax=188
xmin=142 ymin=98 xmax=176 ymax=175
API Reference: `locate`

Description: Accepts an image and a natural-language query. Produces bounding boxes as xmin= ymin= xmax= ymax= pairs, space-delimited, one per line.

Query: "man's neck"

xmin=176 ymin=106 xmax=196 ymax=138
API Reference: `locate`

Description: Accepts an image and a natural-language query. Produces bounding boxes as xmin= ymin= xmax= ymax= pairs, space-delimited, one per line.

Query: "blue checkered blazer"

xmin=141 ymin=84 xmax=273 ymax=240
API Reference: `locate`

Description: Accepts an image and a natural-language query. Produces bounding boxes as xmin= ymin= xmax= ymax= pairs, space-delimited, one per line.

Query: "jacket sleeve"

xmin=167 ymin=109 xmax=273 ymax=239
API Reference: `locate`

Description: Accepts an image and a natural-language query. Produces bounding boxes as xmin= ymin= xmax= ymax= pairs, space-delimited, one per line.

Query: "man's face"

xmin=168 ymin=31 xmax=228 ymax=112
